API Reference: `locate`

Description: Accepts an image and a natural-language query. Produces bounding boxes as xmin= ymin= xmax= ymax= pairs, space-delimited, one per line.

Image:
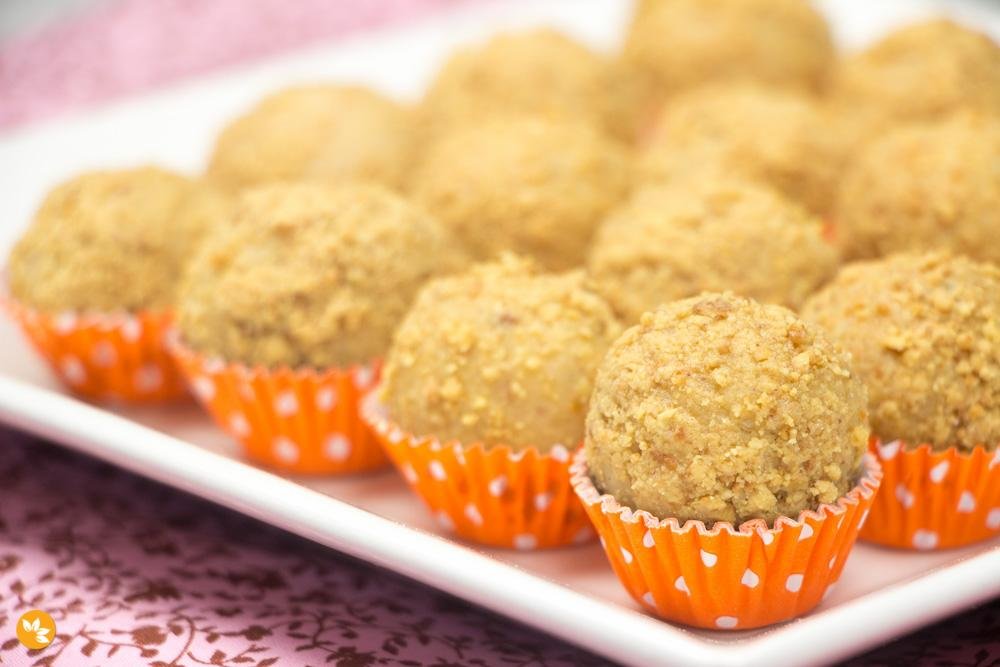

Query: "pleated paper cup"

xmin=861 ymin=437 xmax=1000 ymax=550
xmin=170 ymin=335 xmax=388 ymax=475
xmin=571 ymin=450 xmax=882 ymax=630
xmin=3 ymin=296 xmax=185 ymax=403
xmin=361 ymin=393 xmax=594 ymax=550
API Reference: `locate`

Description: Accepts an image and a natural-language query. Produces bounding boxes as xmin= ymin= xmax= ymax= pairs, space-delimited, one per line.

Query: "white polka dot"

xmin=716 ymin=616 xmax=738 ymax=629
xmin=642 ymin=530 xmax=655 ymax=549
xmin=315 ymin=387 xmax=337 ymax=411
xmin=134 ymin=364 xmax=162 ymax=392
xmin=785 ymin=574 xmax=804 ymax=593
xmin=229 ymin=413 xmax=250 ymax=437
xmin=741 ymin=569 xmax=760 ymax=589
xmin=895 ymin=484 xmax=915 ymax=509
xmin=987 ymin=508 xmax=1000 ymax=530
xmin=273 ymin=437 xmax=299 ymax=464
xmin=674 ymin=576 xmax=689 ymax=595
xmin=274 ymin=391 xmax=298 ymax=417
xmin=912 ymin=530 xmax=938 ymax=550
xmin=514 ymin=534 xmax=537 ymax=550
xmin=534 ymin=492 xmax=552 ymax=511
xmin=573 ymin=526 xmax=594 ymax=544
xmin=858 ymin=509 xmax=870 ymax=530
xmin=641 ymin=591 xmax=655 ymax=608
xmin=549 ymin=444 xmax=569 ymax=462
xmin=60 ymin=356 xmax=86 ymax=385
xmin=957 ymin=491 xmax=977 ymax=513
xmin=436 ymin=512 xmax=454 ymax=531
xmin=90 ymin=341 xmax=117 ymax=367
xmin=453 ymin=444 xmax=466 ymax=465
xmin=700 ymin=550 xmax=717 ymax=567
xmin=758 ymin=529 xmax=774 ymax=545
xmin=401 ymin=464 xmax=418 ymax=484
xmin=488 ymin=475 xmax=507 ymax=497
xmin=387 ymin=428 xmax=404 ymax=445
xmin=54 ymin=313 xmax=77 ymax=334
xmin=828 ymin=556 xmax=836 ymax=570
xmin=192 ymin=376 xmax=215 ymax=401
xmin=464 ymin=503 xmax=483 ymax=526
xmin=352 ymin=365 xmax=375 ymax=390
xmin=620 ymin=547 xmax=633 ymax=564
xmin=929 ymin=460 xmax=950 ymax=483
xmin=324 ymin=434 xmax=351 ymax=461
xmin=429 ymin=460 xmax=447 ymax=480
xmin=877 ymin=440 xmax=901 ymax=461
xmin=798 ymin=523 xmax=814 ymax=540
xmin=121 ymin=317 xmax=142 ymax=342
xmin=990 ymin=450 xmax=1000 ymax=470
xmin=203 ymin=357 xmax=225 ymax=374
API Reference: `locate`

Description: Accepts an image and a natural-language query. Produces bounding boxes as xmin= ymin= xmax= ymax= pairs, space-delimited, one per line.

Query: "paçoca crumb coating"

xmin=802 ymin=253 xmax=1000 ymax=452
xmin=624 ymin=0 xmax=834 ymax=98
xmin=831 ymin=19 xmax=1000 ymax=138
xmin=420 ymin=28 xmax=646 ymax=142
xmin=638 ymin=83 xmax=845 ymax=215
xmin=177 ymin=182 xmax=466 ymax=369
xmin=585 ymin=293 xmax=869 ymax=526
xmin=836 ymin=111 xmax=1000 ymax=263
xmin=381 ymin=255 xmax=621 ymax=452
xmin=410 ymin=115 xmax=631 ymax=270
xmin=8 ymin=166 xmax=229 ymax=313
xmin=207 ymin=85 xmax=414 ymax=190
xmin=587 ymin=180 xmax=837 ymax=322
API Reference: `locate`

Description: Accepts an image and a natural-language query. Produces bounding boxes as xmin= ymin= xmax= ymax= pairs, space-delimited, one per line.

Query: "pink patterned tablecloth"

xmin=0 ymin=2 xmax=997 ymax=666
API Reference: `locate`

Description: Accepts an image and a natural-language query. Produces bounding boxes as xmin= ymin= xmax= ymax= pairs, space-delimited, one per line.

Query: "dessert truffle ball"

xmin=802 ymin=253 xmax=1000 ymax=452
xmin=207 ymin=85 xmax=413 ymax=190
xmin=831 ymin=20 xmax=1000 ymax=137
xmin=586 ymin=293 xmax=869 ymax=525
xmin=8 ymin=167 xmax=229 ymax=313
xmin=587 ymin=180 xmax=837 ymax=322
xmin=624 ymin=0 xmax=834 ymax=99
xmin=836 ymin=112 xmax=1000 ymax=263
xmin=638 ymin=83 xmax=845 ymax=214
xmin=177 ymin=183 xmax=466 ymax=369
xmin=410 ymin=115 xmax=630 ymax=270
xmin=381 ymin=256 xmax=621 ymax=452
xmin=420 ymin=29 xmax=645 ymax=142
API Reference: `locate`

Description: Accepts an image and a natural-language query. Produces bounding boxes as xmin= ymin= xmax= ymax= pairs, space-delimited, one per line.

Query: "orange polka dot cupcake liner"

xmin=861 ymin=437 xmax=1000 ymax=550
xmin=571 ymin=451 xmax=883 ymax=631
xmin=361 ymin=393 xmax=594 ymax=550
xmin=3 ymin=296 xmax=186 ymax=403
xmin=170 ymin=336 xmax=388 ymax=475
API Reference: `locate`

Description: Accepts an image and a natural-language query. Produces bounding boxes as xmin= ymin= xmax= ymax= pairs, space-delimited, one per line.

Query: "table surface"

xmin=0 ymin=0 xmax=997 ymax=665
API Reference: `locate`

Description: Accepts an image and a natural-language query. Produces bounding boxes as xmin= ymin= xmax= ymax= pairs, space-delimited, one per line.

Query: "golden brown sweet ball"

xmin=420 ymin=29 xmax=646 ymax=143
xmin=207 ymin=85 xmax=413 ymax=190
xmin=831 ymin=19 xmax=1000 ymax=139
xmin=836 ymin=112 xmax=1000 ymax=263
xmin=585 ymin=293 xmax=870 ymax=526
xmin=638 ymin=83 xmax=845 ymax=215
xmin=410 ymin=115 xmax=631 ymax=271
xmin=177 ymin=182 xmax=466 ymax=369
xmin=587 ymin=180 xmax=838 ymax=323
xmin=8 ymin=167 xmax=229 ymax=313
xmin=802 ymin=253 xmax=1000 ymax=452
xmin=380 ymin=255 xmax=621 ymax=452
xmin=624 ymin=0 xmax=834 ymax=100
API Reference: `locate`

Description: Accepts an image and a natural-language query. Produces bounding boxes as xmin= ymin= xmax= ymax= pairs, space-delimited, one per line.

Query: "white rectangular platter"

xmin=0 ymin=1 xmax=998 ymax=665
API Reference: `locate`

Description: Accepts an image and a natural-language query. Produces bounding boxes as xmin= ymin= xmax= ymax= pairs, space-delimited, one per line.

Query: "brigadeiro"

xmin=802 ymin=252 xmax=1000 ymax=549
xmin=410 ymin=115 xmax=630 ymax=270
xmin=836 ymin=112 xmax=1000 ymax=264
xmin=587 ymin=179 xmax=837 ymax=323
xmin=171 ymin=182 xmax=466 ymax=474
xmin=572 ymin=293 xmax=880 ymax=629
xmin=365 ymin=255 xmax=621 ymax=549
xmin=5 ymin=166 xmax=229 ymax=402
